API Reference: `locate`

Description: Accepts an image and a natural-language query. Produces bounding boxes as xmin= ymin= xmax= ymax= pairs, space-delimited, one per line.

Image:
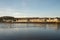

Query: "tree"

xmin=0 ymin=16 xmax=14 ymax=22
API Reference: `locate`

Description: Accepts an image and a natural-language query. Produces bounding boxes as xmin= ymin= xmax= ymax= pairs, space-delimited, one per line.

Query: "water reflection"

xmin=0 ymin=23 xmax=60 ymax=40
xmin=0 ymin=23 xmax=60 ymax=30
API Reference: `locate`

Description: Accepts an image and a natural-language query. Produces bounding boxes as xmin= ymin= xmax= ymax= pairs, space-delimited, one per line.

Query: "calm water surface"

xmin=0 ymin=23 xmax=60 ymax=40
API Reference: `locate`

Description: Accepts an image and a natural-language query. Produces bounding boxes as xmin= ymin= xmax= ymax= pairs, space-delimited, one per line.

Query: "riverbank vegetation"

xmin=0 ymin=16 xmax=60 ymax=23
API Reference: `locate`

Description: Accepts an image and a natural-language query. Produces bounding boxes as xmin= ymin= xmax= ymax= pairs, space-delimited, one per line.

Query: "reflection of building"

xmin=33 ymin=23 xmax=60 ymax=30
xmin=46 ymin=24 xmax=60 ymax=30
xmin=57 ymin=24 xmax=60 ymax=30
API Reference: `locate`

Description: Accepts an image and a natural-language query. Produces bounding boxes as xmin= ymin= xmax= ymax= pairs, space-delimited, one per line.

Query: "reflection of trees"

xmin=46 ymin=24 xmax=57 ymax=30
xmin=31 ymin=24 xmax=46 ymax=29
xmin=57 ymin=24 xmax=60 ymax=30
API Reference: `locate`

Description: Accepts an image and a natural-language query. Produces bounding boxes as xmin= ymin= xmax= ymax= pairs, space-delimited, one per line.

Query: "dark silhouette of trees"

xmin=0 ymin=16 xmax=14 ymax=22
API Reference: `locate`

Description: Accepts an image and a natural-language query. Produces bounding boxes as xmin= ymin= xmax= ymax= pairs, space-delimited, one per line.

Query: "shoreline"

xmin=0 ymin=22 xmax=60 ymax=24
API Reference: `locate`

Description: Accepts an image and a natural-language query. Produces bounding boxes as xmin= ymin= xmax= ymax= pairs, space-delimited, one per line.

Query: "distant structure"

xmin=0 ymin=16 xmax=60 ymax=23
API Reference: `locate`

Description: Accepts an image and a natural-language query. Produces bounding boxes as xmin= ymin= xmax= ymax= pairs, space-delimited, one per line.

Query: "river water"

xmin=0 ymin=23 xmax=60 ymax=40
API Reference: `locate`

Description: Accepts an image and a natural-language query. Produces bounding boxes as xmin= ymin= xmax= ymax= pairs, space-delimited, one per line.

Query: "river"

xmin=0 ymin=23 xmax=60 ymax=40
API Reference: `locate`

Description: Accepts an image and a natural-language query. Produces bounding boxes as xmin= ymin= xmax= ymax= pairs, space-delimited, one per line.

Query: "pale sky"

xmin=0 ymin=0 xmax=60 ymax=17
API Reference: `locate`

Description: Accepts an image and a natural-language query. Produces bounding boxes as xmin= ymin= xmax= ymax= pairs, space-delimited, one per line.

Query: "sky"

xmin=0 ymin=0 xmax=60 ymax=17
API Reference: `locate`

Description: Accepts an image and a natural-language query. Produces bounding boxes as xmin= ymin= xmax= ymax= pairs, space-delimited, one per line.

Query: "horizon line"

xmin=0 ymin=16 xmax=60 ymax=18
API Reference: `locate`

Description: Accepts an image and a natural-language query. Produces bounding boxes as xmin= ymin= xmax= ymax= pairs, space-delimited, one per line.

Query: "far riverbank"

xmin=0 ymin=22 xmax=60 ymax=24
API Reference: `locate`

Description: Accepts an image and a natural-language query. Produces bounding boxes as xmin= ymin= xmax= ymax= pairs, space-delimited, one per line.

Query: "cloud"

xmin=0 ymin=7 xmax=41 ymax=17
xmin=0 ymin=8 xmax=21 ymax=17
xmin=0 ymin=8 xmax=32 ymax=17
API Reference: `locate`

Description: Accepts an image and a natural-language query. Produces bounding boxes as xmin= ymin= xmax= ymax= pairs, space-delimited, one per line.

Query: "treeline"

xmin=0 ymin=16 xmax=16 ymax=22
